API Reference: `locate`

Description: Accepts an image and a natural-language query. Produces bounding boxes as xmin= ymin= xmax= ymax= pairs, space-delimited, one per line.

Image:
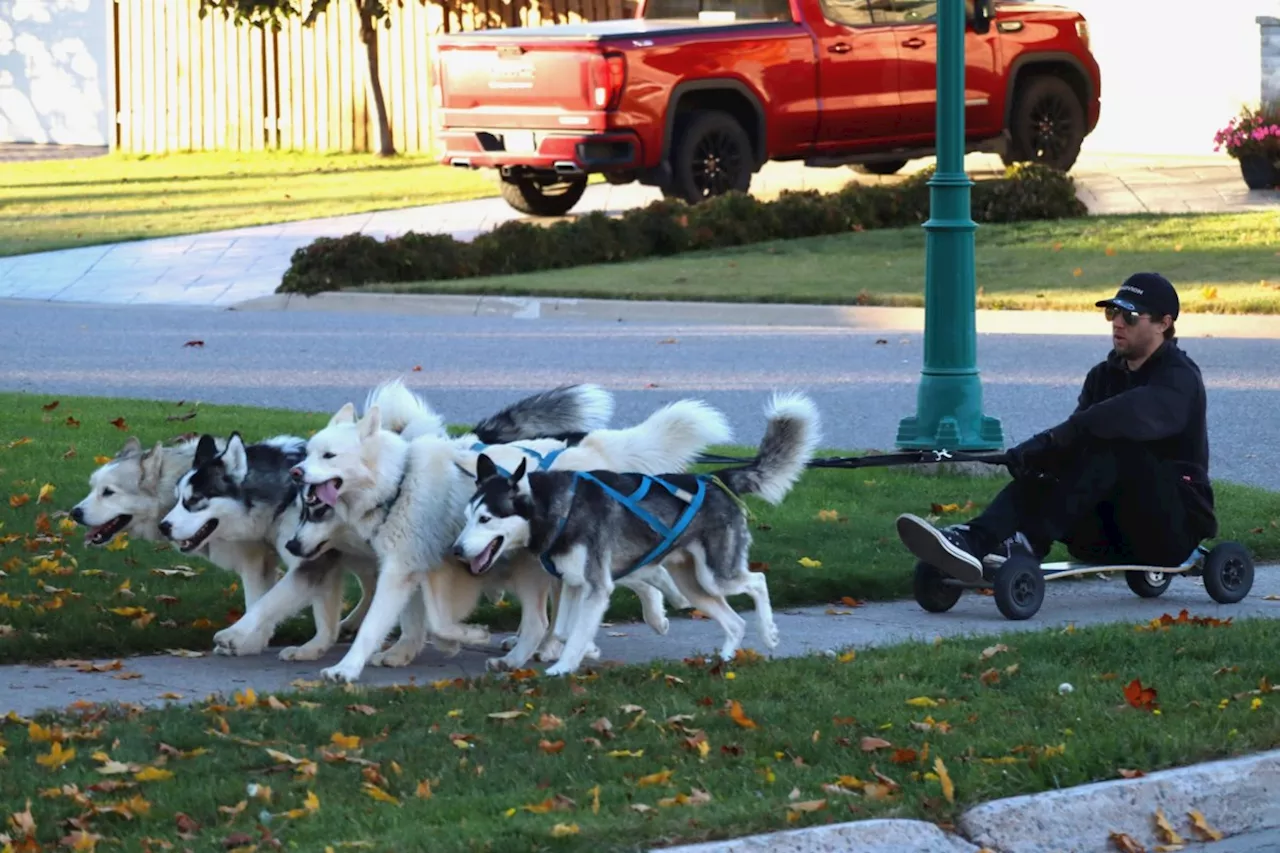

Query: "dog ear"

xmin=194 ymin=434 xmax=219 ymax=466
xmin=475 ymin=453 xmax=497 ymax=483
xmin=510 ymin=457 xmax=527 ymax=484
xmin=329 ymin=403 xmax=357 ymax=427
xmin=222 ymin=433 xmax=249 ymax=480
xmin=358 ymin=406 xmax=381 ymax=440
xmin=114 ymin=436 xmax=142 ymax=460
xmin=139 ymin=441 xmax=165 ymax=490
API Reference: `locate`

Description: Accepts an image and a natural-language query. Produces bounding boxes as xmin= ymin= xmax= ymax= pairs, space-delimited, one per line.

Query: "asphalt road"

xmin=1 ymin=299 xmax=1277 ymax=491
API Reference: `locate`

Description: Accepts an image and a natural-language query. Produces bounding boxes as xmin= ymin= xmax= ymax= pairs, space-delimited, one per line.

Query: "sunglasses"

xmin=1104 ymin=306 xmax=1146 ymax=326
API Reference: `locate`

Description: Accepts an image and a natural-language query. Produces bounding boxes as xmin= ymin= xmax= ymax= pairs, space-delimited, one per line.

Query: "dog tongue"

xmin=470 ymin=541 xmax=497 ymax=575
xmin=315 ymin=480 xmax=341 ymax=506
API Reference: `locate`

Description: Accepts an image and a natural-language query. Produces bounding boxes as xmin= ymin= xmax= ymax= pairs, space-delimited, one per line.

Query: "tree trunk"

xmin=359 ymin=9 xmax=395 ymax=156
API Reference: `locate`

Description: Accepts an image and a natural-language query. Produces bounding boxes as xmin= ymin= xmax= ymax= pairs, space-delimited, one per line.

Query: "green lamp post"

xmin=895 ymin=0 xmax=1004 ymax=452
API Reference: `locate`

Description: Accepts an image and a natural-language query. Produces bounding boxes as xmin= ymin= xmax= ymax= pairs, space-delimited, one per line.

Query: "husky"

xmin=156 ymin=381 xmax=619 ymax=661
xmin=290 ymin=397 xmax=733 ymax=684
xmin=454 ymin=392 xmax=821 ymax=676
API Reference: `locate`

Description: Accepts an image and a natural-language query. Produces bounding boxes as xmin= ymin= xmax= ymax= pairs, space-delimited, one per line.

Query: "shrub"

xmin=277 ymin=165 xmax=1089 ymax=294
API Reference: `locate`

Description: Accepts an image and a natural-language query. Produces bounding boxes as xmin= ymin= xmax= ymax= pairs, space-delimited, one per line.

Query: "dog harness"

xmin=470 ymin=441 xmax=568 ymax=477
xmin=537 ymin=472 xmax=710 ymax=580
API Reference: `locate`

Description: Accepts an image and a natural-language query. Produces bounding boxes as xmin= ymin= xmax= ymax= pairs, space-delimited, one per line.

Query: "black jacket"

xmin=1067 ymin=339 xmax=1217 ymax=537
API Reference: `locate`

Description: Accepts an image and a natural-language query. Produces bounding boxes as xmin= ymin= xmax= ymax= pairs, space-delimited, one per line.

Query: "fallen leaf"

xmin=637 ymin=769 xmax=673 ymax=787
xmin=1124 ymin=678 xmax=1159 ymax=712
xmin=1072 ymin=267 xmax=1083 ymax=277
xmin=330 ymin=732 xmax=360 ymax=750
xmin=550 ymin=823 xmax=580 ymax=837
xmin=1109 ymin=831 xmax=1146 ymax=853
xmin=538 ymin=739 xmax=565 ymax=754
xmin=37 ymin=484 xmax=55 ymax=503
xmin=42 ymin=400 xmax=60 ymax=411
xmin=934 ymin=756 xmax=955 ymax=803
xmin=906 ymin=696 xmax=939 ymax=708
xmin=37 ymin=742 xmax=76 ymax=769
xmin=980 ymin=643 xmax=1008 ymax=660
xmin=109 ymin=417 xmax=128 ymax=431
xmin=797 ymin=556 xmax=822 ymax=568
xmin=362 ymin=783 xmax=401 ymax=806
xmin=728 ymin=700 xmax=757 ymax=729
xmin=1154 ymin=807 xmax=1185 ymax=845
xmin=1188 ymin=810 xmax=1223 ymax=841
xmin=134 ymin=766 xmax=173 ymax=781
xmin=860 ymin=737 xmax=891 ymax=752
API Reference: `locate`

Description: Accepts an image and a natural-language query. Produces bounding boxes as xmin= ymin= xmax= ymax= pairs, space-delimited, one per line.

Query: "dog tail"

xmin=716 ymin=392 xmax=821 ymax=505
xmin=583 ymin=399 xmax=733 ymax=474
xmin=364 ymin=378 xmax=447 ymax=441
xmin=471 ymin=384 xmax=615 ymax=445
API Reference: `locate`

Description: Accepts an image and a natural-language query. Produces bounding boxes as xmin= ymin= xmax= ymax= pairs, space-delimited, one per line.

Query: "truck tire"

xmin=499 ymin=172 xmax=588 ymax=217
xmin=665 ymin=110 xmax=754 ymax=204
xmin=1003 ymin=75 xmax=1086 ymax=172
xmin=852 ymin=159 xmax=909 ymax=176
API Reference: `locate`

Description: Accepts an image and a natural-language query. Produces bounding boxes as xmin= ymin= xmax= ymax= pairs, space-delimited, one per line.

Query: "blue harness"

xmin=470 ymin=441 xmax=566 ymax=478
xmin=538 ymin=471 xmax=709 ymax=580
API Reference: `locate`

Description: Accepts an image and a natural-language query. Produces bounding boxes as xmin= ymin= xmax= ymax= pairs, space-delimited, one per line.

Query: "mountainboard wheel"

xmin=913 ymin=561 xmax=963 ymax=613
xmin=1203 ymin=541 xmax=1254 ymax=604
xmin=993 ymin=555 xmax=1044 ymax=620
xmin=1125 ymin=570 xmax=1172 ymax=599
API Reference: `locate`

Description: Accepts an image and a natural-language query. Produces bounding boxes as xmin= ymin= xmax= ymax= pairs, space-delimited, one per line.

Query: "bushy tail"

xmin=717 ymin=392 xmax=821 ymax=505
xmin=582 ymin=399 xmax=733 ymax=474
xmin=472 ymin=384 xmax=615 ymax=445
xmin=364 ymin=378 xmax=447 ymax=441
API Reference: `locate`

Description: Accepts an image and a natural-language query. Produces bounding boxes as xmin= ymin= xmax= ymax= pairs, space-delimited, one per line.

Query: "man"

xmin=897 ymin=272 xmax=1218 ymax=581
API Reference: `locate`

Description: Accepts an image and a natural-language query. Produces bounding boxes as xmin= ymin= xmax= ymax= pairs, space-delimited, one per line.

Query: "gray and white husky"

xmin=155 ymin=381 xmax=618 ymax=661
xmin=289 ymin=397 xmax=733 ymax=684
xmin=453 ymin=391 xmax=821 ymax=676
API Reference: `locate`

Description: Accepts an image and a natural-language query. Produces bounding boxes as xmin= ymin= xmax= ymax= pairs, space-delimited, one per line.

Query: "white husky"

xmin=290 ymin=397 xmax=733 ymax=684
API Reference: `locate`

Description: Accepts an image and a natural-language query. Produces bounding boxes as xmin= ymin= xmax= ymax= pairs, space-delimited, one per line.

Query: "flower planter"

xmin=1238 ymin=154 xmax=1280 ymax=190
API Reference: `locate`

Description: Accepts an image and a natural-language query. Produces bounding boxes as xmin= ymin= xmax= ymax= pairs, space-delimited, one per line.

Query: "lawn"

xmin=0 ymin=151 xmax=498 ymax=257
xmin=3 ymin=391 xmax=1279 ymax=666
xmin=363 ymin=211 xmax=1280 ymax=314
xmin=0 ymin=617 xmax=1276 ymax=851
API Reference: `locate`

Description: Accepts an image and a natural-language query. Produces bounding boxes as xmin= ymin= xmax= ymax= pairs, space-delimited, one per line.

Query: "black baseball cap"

xmin=1096 ymin=272 xmax=1180 ymax=321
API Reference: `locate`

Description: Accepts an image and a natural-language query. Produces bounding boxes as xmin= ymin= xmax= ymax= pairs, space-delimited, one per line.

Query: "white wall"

xmin=1069 ymin=0 xmax=1278 ymax=156
xmin=0 ymin=0 xmax=110 ymax=146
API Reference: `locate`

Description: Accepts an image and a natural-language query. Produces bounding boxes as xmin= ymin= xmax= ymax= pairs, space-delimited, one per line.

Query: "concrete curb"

xmin=652 ymin=749 xmax=1280 ymax=853
xmin=650 ymin=819 xmax=982 ymax=853
xmin=229 ymin=291 xmax=1280 ymax=339
xmin=958 ymin=748 xmax=1280 ymax=853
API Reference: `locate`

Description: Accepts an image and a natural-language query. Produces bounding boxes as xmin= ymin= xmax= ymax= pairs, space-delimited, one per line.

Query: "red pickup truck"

xmin=433 ymin=0 xmax=1101 ymax=217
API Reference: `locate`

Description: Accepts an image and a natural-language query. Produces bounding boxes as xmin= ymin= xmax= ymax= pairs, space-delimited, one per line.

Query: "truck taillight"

xmin=1075 ymin=19 xmax=1089 ymax=49
xmin=589 ymin=52 xmax=626 ymax=110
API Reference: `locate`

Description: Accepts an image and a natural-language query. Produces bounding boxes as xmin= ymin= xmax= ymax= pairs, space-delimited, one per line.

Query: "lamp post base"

xmin=896 ymin=369 xmax=1005 ymax=450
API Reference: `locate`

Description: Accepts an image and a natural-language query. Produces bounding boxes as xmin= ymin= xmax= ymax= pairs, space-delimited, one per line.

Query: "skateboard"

xmin=913 ymin=540 xmax=1256 ymax=621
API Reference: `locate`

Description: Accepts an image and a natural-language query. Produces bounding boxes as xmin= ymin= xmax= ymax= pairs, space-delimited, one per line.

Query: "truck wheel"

xmin=852 ymin=160 xmax=909 ymax=176
xmin=499 ymin=172 xmax=588 ymax=217
xmin=1003 ymin=75 xmax=1085 ymax=172
xmin=665 ymin=111 xmax=754 ymax=204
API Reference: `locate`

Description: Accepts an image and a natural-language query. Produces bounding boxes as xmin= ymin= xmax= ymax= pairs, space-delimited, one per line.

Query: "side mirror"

xmin=970 ymin=0 xmax=994 ymax=34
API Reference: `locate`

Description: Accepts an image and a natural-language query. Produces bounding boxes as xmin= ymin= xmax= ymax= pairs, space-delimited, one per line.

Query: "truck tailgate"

xmin=437 ymin=43 xmax=614 ymax=126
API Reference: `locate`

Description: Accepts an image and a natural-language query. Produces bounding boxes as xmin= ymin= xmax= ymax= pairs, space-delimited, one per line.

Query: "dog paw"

xmin=486 ymin=656 xmax=513 ymax=673
xmin=278 ymin=643 xmax=327 ymax=662
xmin=762 ymin=622 xmax=780 ymax=649
xmin=369 ymin=644 xmax=418 ymax=668
xmin=544 ymin=662 xmax=574 ymax=677
xmin=584 ymin=643 xmax=602 ymax=661
xmin=321 ymin=662 xmax=363 ymax=684
xmin=647 ymin=615 xmax=670 ymax=636
xmin=535 ymin=638 xmax=565 ymax=662
xmin=213 ymin=627 xmax=267 ymax=657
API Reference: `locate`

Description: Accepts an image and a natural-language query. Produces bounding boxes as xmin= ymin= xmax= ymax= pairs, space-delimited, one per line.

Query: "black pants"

xmin=967 ymin=439 xmax=1214 ymax=567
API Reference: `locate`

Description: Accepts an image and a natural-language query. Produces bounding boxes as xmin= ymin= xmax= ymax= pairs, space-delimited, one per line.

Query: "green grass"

xmin=1 ymin=618 xmax=1277 ymax=851
xmin=0 ymin=151 xmax=499 ymax=257
xmin=3 ymin=391 xmax=1279 ymax=666
xmin=364 ymin=211 xmax=1280 ymax=314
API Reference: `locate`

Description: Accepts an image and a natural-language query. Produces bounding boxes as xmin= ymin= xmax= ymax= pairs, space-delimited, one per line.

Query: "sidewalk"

xmin=0 ymin=152 xmax=1275 ymax=308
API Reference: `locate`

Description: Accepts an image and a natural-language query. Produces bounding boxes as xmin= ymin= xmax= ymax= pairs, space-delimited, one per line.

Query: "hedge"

xmin=278 ymin=162 xmax=1088 ymax=296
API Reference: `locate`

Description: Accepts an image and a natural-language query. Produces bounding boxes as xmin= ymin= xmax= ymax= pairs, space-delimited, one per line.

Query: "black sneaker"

xmin=896 ymin=513 xmax=984 ymax=582
xmin=983 ymin=532 xmax=1041 ymax=572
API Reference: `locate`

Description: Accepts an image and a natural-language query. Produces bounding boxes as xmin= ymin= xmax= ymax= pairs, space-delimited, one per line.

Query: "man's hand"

xmin=1005 ymin=417 xmax=1082 ymax=479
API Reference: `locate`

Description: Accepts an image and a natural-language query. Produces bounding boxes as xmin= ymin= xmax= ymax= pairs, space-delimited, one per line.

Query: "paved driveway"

xmin=0 ymin=153 xmax=1275 ymax=308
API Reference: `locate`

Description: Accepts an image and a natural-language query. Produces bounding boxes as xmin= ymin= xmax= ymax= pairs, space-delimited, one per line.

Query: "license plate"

xmin=504 ymin=131 xmax=536 ymax=153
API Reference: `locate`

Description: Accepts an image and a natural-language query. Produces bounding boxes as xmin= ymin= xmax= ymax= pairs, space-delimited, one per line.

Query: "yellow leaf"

xmin=606 ymin=749 xmax=644 ymax=758
xmin=361 ymin=783 xmax=401 ymax=806
xmin=786 ymin=799 xmax=827 ymax=813
xmin=934 ymin=757 xmax=955 ymax=804
xmin=1188 ymin=810 xmax=1223 ymax=841
xmin=637 ymin=769 xmax=673 ymax=787
xmin=728 ymin=700 xmax=758 ymax=729
xmin=797 ymin=557 xmax=822 ymax=568
xmin=590 ymin=784 xmax=600 ymax=815
xmin=304 ymin=790 xmax=320 ymax=812
xmin=816 ymin=509 xmax=839 ymax=522
xmin=837 ymin=651 xmax=856 ymax=663
xmin=134 ymin=766 xmax=173 ymax=781
xmin=906 ymin=696 xmax=939 ymax=708
xmin=94 ymin=455 xmax=112 ymax=464
xmin=103 ymin=533 xmax=130 ymax=551
xmin=1201 ymin=286 xmax=1219 ymax=301
xmin=233 ymin=688 xmax=257 ymax=709
xmin=415 ymin=780 xmax=433 ymax=799
xmin=1072 ymin=267 xmax=1083 ymax=277
xmin=330 ymin=732 xmax=360 ymax=750
xmin=550 ymin=823 xmax=580 ymax=837
xmin=36 ymin=742 xmax=76 ymax=769
xmin=36 ymin=484 xmax=55 ymax=504
xmin=1154 ymin=807 xmax=1184 ymax=845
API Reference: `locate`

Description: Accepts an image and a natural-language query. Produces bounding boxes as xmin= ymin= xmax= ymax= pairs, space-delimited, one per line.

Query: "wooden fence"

xmin=109 ymin=0 xmax=630 ymax=154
